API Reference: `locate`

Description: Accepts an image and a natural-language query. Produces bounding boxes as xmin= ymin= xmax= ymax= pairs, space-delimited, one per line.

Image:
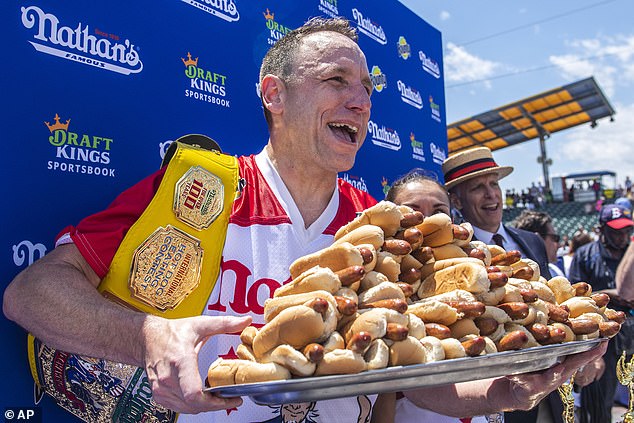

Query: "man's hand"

xmin=493 ymin=340 xmax=608 ymax=411
xmin=142 ymin=315 xmax=252 ymax=414
xmin=574 ymin=357 xmax=605 ymax=388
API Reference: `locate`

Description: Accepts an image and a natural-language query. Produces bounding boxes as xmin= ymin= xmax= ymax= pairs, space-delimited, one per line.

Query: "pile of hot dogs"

xmin=207 ymin=201 xmax=624 ymax=387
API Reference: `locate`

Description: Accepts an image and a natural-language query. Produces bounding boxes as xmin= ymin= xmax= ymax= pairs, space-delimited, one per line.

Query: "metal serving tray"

xmin=204 ymin=339 xmax=602 ymax=405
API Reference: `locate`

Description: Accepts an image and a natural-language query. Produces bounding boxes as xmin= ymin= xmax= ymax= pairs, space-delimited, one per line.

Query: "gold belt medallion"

xmin=129 ymin=225 xmax=203 ymax=311
xmin=174 ymin=166 xmax=224 ymax=231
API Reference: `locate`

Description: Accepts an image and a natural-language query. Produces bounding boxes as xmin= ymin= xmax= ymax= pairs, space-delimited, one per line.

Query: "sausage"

xmin=604 ymin=309 xmax=626 ymax=324
xmin=527 ymin=323 xmax=550 ymax=343
xmin=382 ymin=239 xmax=413 ymax=256
xmin=307 ymin=297 xmax=329 ymax=316
xmin=400 ymin=211 xmax=425 ymax=228
xmin=452 ymin=224 xmax=471 ymax=241
xmin=424 ymin=323 xmax=452 ymax=339
xmin=474 ymin=317 xmax=499 ymax=336
xmin=396 ymin=282 xmax=415 ymax=298
xmin=546 ymin=327 xmax=567 ymax=344
xmin=360 ymin=298 xmax=409 ymax=314
xmin=399 ymin=267 xmax=422 ymax=284
xmin=490 ymin=250 xmax=522 ymax=266
xmin=334 ymin=296 xmax=358 ymax=316
xmin=512 ymin=266 xmax=534 ymax=281
xmin=467 ymin=248 xmax=487 ymax=262
xmin=442 ymin=301 xmax=486 ymax=318
xmin=487 ymin=272 xmax=508 ymax=289
xmin=568 ymin=319 xmax=600 ymax=335
xmin=411 ymin=246 xmax=434 ymax=264
xmin=335 ymin=266 xmax=366 ymax=287
xmin=497 ymin=302 xmax=530 ymax=320
xmin=486 ymin=266 xmax=502 ymax=273
xmin=519 ymin=288 xmax=538 ymax=303
xmin=357 ymin=248 xmax=375 ymax=265
xmin=303 ymin=343 xmax=325 ymax=363
xmin=545 ymin=302 xmax=570 ymax=323
xmin=385 ymin=323 xmax=409 ymax=342
xmin=497 ymin=330 xmax=529 ymax=352
xmin=599 ymin=321 xmax=621 ymax=338
xmin=591 ymin=293 xmax=610 ymax=308
xmin=347 ymin=331 xmax=372 ymax=354
xmin=462 ymin=336 xmax=486 ymax=357
xmin=572 ymin=282 xmax=592 ymax=297
xmin=395 ymin=227 xmax=423 ymax=250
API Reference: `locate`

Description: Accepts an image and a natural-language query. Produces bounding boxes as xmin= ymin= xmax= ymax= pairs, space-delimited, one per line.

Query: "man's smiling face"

xmin=451 ymin=173 xmax=503 ymax=233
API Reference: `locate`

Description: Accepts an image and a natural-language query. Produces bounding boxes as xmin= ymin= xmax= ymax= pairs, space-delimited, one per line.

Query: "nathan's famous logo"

xmin=430 ymin=142 xmax=447 ymax=165
xmin=263 ymin=9 xmax=293 ymax=46
xmin=368 ymin=120 xmax=400 ymax=151
xmin=419 ymin=50 xmax=441 ymax=79
xmin=318 ymin=0 xmax=339 ymax=18
xmin=410 ymin=132 xmax=425 ymax=162
xmin=180 ymin=0 xmax=239 ymax=22
xmin=429 ymin=95 xmax=442 ymax=122
xmin=397 ymin=80 xmax=423 ymax=109
xmin=381 ymin=177 xmax=390 ymax=197
xmin=397 ymin=36 xmax=411 ymax=60
xmin=13 ymin=240 xmax=47 ymax=267
xmin=341 ymin=173 xmax=368 ymax=193
xmin=351 ymin=8 xmax=387 ymax=45
xmin=370 ymin=66 xmax=387 ymax=93
xmin=21 ymin=6 xmax=142 ymax=75
xmin=45 ymin=113 xmax=116 ymax=177
xmin=182 ymin=52 xmax=230 ymax=107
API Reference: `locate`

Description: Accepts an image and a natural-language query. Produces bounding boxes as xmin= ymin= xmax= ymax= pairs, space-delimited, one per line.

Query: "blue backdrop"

xmin=1 ymin=0 xmax=446 ymax=420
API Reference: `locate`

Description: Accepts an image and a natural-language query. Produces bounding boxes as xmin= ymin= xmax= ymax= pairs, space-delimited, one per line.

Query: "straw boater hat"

xmin=442 ymin=146 xmax=513 ymax=190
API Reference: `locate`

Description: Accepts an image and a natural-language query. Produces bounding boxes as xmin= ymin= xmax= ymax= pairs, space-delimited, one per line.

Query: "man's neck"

xmin=265 ymin=144 xmax=337 ymax=228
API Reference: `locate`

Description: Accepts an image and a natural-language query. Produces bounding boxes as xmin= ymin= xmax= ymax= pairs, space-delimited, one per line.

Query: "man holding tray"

xmin=4 ymin=17 xmax=606 ymax=423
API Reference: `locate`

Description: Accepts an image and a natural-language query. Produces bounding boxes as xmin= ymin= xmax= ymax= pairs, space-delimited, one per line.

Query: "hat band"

xmin=445 ymin=158 xmax=498 ymax=182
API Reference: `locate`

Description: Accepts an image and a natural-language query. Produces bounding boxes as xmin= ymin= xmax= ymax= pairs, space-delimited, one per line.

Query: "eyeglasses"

xmin=542 ymin=233 xmax=560 ymax=243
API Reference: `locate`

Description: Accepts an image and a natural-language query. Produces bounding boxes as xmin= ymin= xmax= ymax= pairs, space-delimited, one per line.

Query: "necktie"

xmin=492 ymin=233 xmax=505 ymax=248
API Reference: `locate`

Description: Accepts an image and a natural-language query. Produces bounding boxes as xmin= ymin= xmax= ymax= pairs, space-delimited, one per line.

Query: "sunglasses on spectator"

xmin=542 ymin=233 xmax=560 ymax=243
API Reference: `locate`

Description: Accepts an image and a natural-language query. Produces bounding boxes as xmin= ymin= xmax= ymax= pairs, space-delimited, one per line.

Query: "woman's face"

xmin=392 ymin=180 xmax=450 ymax=217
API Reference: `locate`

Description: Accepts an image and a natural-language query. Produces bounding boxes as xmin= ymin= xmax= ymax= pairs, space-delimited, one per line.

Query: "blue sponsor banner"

xmin=1 ymin=1 xmax=446 ymax=420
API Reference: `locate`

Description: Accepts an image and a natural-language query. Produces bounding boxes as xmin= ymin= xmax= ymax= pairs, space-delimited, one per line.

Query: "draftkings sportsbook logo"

xmin=45 ymin=113 xmax=116 ymax=177
xmin=429 ymin=95 xmax=442 ymax=122
xmin=368 ymin=120 xmax=401 ymax=151
xmin=318 ymin=0 xmax=339 ymax=18
xmin=263 ymin=9 xmax=293 ymax=46
xmin=20 ymin=5 xmax=142 ymax=75
xmin=410 ymin=132 xmax=425 ymax=162
xmin=182 ymin=52 xmax=231 ymax=108
xmin=180 ymin=0 xmax=240 ymax=22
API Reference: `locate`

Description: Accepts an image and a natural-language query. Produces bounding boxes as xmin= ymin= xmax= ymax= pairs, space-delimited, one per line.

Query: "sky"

xmin=398 ymin=0 xmax=634 ymax=194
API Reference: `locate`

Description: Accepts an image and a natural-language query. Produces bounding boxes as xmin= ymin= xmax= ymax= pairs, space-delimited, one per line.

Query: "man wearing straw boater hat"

xmin=443 ymin=146 xmax=559 ymax=423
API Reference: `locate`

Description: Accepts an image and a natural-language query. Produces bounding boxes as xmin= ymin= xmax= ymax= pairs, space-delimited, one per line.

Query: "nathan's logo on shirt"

xmin=370 ymin=66 xmax=387 ymax=93
xmin=341 ymin=173 xmax=369 ymax=192
xmin=180 ymin=0 xmax=240 ymax=22
xmin=45 ymin=113 xmax=116 ymax=177
xmin=397 ymin=80 xmax=423 ymax=109
xmin=351 ymin=8 xmax=386 ymax=45
xmin=410 ymin=132 xmax=425 ymax=162
xmin=12 ymin=240 xmax=47 ymax=268
xmin=419 ymin=50 xmax=441 ymax=79
xmin=182 ymin=52 xmax=230 ymax=108
xmin=263 ymin=8 xmax=293 ymax=46
xmin=21 ymin=6 xmax=142 ymax=75
xmin=318 ymin=0 xmax=339 ymax=18
xmin=368 ymin=120 xmax=400 ymax=151
xmin=430 ymin=142 xmax=447 ymax=165
xmin=397 ymin=36 xmax=411 ymax=60
xmin=429 ymin=95 xmax=442 ymax=122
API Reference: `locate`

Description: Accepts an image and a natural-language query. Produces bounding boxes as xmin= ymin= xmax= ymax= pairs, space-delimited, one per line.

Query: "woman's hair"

xmin=385 ymin=168 xmax=448 ymax=203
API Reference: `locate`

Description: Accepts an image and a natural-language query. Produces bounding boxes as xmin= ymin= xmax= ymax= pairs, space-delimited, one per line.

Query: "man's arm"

xmin=617 ymin=241 xmax=634 ymax=302
xmin=403 ymin=341 xmax=607 ymax=417
xmin=3 ymin=243 xmax=251 ymax=413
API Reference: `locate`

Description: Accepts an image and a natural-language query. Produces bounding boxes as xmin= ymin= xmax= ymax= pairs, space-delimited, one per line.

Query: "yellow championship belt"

xmin=28 ymin=139 xmax=240 ymax=422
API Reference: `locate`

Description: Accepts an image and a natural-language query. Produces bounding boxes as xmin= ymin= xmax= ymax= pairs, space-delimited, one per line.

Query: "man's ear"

xmin=261 ymin=74 xmax=285 ymax=115
xmin=449 ymin=191 xmax=462 ymax=210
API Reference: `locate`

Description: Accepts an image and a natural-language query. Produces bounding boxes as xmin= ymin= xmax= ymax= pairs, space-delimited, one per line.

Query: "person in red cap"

xmin=569 ymin=203 xmax=634 ymax=422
